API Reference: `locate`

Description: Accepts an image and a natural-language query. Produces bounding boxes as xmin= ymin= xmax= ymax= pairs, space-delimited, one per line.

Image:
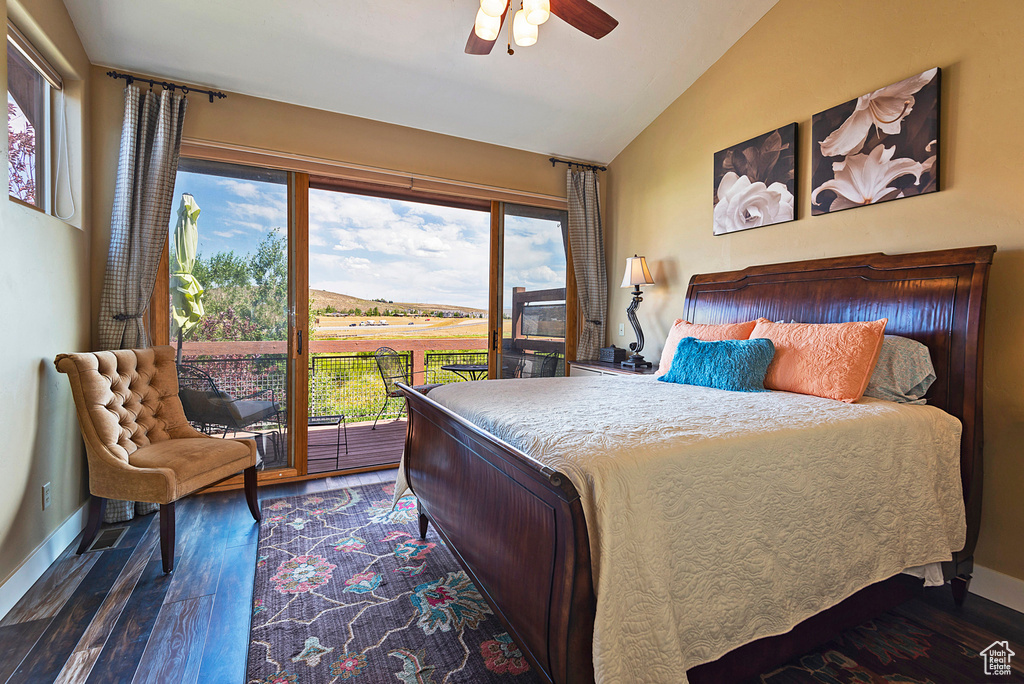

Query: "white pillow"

xmin=863 ymin=335 xmax=936 ymax=403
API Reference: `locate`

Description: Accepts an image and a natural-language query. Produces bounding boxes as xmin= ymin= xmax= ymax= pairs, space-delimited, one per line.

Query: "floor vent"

xmin=85 ymin=526 xmax=128 ymax=552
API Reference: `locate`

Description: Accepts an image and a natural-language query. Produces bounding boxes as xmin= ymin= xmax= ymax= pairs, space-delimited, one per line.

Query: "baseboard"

xmin=0 ymin=501 xmax=88 ymax=621
xmin=970 ymin=565 xmax=1024 ymax=614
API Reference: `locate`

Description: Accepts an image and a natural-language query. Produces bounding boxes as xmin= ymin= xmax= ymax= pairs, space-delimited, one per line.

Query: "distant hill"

xmin=310 ymin=289 xmax=486 ymax=317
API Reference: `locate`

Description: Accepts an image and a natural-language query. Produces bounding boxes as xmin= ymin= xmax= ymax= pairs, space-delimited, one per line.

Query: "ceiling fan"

xmin=466 ymin=0 xmax=618 ymax=55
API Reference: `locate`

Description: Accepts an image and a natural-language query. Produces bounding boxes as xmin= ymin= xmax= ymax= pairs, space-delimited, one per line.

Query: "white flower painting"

xmin=812 ymin=68 xmax=939 ymax=215
xmin=713 ymin=124 xmax=797 ymax=235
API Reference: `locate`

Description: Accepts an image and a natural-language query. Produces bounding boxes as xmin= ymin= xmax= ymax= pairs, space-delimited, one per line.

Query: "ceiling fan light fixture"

xmin=523 ymin=0 xmax=550 ymax=25
xmin=512 ymin=9 xmax=538 ymax=46
xmin=474 ymin=8 xmax=502 ymax=40
xmin=479 ymin=0 xmax=508 ymax=18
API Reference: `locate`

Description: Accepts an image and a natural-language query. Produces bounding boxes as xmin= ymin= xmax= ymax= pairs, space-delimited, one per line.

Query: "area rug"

xmin=247 ymin=483 xmax=538 ymax=683
xmin=756 ymin=611 xmax=1021 ymax=683
xmin=247 ymin=484 xmax=1013 ymax=684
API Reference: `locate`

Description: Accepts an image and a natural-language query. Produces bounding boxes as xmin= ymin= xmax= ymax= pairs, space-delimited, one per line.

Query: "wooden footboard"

xmin=400 ymin=383 xmax=596 ymax=684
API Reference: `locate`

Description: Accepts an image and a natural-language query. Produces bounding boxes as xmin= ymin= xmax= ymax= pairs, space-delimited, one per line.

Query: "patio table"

xmin=440 ymin=363 xmax=488 ymax=381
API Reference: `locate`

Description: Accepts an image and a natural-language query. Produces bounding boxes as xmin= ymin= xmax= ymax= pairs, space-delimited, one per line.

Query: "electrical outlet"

xmin=618 ymin=323 xmax=625 ymax=336
xmin=42 ymin=482 xmax=52 ymax=510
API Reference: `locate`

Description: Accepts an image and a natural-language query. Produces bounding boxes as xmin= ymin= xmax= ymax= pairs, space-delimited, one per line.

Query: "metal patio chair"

xmin=177 ymin=363 xmax=284 ymax=462
xmin=372 ymin=347 xmax=443 ymax=429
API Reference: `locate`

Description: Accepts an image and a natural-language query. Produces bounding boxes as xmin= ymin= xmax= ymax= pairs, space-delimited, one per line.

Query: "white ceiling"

xmin=64 ymin=0 xmax=777 ymax=164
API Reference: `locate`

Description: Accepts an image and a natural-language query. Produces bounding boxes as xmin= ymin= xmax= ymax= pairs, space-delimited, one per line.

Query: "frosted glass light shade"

xmin=621 ymin=255 xmax=655 ymax=287
xmin=524 ymin=0 xmax=550 ymax=25
xmin=480 ymin=0 xmax=508 ymax=18
xmin=513 ymin=9 xmax=538 ymax=46
xmin=475 ymin=8 xmax=502 ymax=40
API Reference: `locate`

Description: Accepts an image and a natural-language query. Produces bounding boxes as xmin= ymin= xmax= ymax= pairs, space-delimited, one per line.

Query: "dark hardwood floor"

xmin=0 ymin=469 xmax=395 ymax=684
xmin=2 ymin=467 xmax=1022 ymax=683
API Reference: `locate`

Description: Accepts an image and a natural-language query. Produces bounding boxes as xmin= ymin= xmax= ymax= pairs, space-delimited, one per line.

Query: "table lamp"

xmin=620 ymin=255 xmax=655 ymax=369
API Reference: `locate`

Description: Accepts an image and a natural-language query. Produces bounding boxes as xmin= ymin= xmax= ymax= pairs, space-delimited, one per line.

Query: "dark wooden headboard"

xmin=683 ymin=245 xmax=996 ymax=567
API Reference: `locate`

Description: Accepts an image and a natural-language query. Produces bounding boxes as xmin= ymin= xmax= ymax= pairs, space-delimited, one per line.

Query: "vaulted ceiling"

xmin=64 ymin=0 xmax=777 ymax=163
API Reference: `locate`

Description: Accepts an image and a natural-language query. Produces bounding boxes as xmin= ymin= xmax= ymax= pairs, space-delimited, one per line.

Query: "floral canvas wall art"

xmin=713 ymin=123 xmax=797 ymax=235
xmin=812 ymin=68 xmax=939 ymax=215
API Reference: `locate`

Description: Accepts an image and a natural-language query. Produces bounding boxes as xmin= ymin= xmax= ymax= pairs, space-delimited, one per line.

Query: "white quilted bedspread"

xmin=417 ymin=375 xmax=965 ymax=684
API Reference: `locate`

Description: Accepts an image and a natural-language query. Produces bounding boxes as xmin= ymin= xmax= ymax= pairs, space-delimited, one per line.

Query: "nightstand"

xmin=567 ymin=359 xmax=659 ymax=378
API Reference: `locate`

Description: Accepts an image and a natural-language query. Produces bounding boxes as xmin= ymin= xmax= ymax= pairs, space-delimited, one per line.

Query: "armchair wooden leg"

xmin=160 ymin=503 xmax=176 ymax=574
xmin=244 ymin=465 xmax=261 ymax=522
xmin=77 ymin=496 xmax=106 ymax=554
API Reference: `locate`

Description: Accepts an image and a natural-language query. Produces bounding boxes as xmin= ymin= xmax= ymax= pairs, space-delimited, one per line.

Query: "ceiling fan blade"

xmin=550 ymin=0 xmax=618 ymax=39
xmin=465 ymin=7 xmax=508 ymax=55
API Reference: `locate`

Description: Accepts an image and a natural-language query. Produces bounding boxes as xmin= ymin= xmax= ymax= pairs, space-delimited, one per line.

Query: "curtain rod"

xmin=106 ymin=71 xmax=227 ymax=103
xmin=549 ymin=157 xmax=607 ymax=172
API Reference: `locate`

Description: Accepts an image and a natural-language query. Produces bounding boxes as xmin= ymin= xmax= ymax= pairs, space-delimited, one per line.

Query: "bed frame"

xmin=399 ymin=245 xmax=995 ymax=684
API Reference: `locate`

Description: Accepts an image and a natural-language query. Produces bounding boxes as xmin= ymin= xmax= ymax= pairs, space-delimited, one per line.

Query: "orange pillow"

xmin=750 ymin=318 xmax=888 ymax=402
xmin=656 ymin=320 xmax=757 ymax=377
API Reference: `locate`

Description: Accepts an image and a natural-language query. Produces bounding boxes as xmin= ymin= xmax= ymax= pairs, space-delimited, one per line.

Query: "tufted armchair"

xmin=55 ymin=345 xmax=261 ymax=573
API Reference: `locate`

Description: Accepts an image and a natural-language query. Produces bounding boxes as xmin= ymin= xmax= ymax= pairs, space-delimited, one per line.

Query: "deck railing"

xmin=179 ymin=335 xmax=564 ymax=426
xmin=179 ymin=338 xmax=504 ymax=423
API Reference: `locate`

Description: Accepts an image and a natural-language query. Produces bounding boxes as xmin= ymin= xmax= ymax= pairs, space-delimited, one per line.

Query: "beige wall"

xmin=89 ymin=68 xmax=567 ymax=337
xmin=0 ymin=0 xmax=92 ymax=589
xmin=606 ymin=0 xmax=1024 ymax=580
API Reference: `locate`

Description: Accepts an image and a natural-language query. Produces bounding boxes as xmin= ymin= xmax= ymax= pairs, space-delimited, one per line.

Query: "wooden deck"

xmin=307 ymin=417 xmax=406 ymax=474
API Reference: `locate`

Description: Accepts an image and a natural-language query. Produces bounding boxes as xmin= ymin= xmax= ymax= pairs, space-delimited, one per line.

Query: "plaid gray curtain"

xmin=97 ymin=86 xmax=187 ymax=522
xmin=567 ymin=168 xmax=607 ymax=360
xmin=98 ymin=86 xmax=187 ymax=350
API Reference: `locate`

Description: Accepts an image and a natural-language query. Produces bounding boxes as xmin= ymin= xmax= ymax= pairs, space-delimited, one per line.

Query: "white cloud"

xmin=217 ymin=179 xmax=261 ymax=200
xmin=308 ymin=191 xmax=492 ymax=307
xmin=212 ymin=229 xmax=245 ymax=239
xmin=227 ymin=201 xmax=286 ymax=226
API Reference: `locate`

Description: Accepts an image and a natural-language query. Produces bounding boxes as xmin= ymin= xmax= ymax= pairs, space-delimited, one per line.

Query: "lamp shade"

xmin=480 ymin=0 xmax=508 ymax=18
xmin=512 ymin=9 xmax=538 ymax=46
xmin=523 ymin=0 xmax=551 ymax=25
xmin=621 ymin=255 xmax=654 ymax=288
xmin=474 ymin=8 xmax=502 ymax=40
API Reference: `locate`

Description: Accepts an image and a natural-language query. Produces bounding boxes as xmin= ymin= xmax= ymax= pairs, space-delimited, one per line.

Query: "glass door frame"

xmin=488 ymin=201 xmax=579 ymax=379
xmin=290 ymin=172 xmax=310 ymax=478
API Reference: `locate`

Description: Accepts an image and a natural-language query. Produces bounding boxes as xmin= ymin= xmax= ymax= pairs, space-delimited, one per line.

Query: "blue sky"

xmin=170 ymin=169 xmax=566 ymax=310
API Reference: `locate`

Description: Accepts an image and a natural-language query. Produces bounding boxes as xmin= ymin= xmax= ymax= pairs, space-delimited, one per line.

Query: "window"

xmin=7 ymin=21 xmax=62 ymax=210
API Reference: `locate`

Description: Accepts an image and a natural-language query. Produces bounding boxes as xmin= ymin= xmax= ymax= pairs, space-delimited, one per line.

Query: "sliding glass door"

xmin=156 ymin=160 xmax=575 ymax=481
xmin=495 ymin=204 xmax=569 ymax=379
xmin=168 ymin=159 xmax=292 ymax=471
xmin=303 ymin=183 xmax=490 ymax=473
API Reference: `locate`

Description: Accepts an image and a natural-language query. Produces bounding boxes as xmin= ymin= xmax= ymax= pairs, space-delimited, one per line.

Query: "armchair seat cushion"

xmin=126 ymin=437 xmax=255 ymax=503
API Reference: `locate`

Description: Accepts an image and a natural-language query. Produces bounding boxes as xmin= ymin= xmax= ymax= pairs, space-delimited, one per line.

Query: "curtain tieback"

xmin=587 ymin=319 xmax=602 ymax=326
xmin=113 ymin=313 xmax=143 ymax=321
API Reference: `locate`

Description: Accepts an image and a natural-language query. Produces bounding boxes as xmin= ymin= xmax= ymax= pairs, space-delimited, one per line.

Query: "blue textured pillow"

xmin=657 ymin=337 xmax=776 ymax=392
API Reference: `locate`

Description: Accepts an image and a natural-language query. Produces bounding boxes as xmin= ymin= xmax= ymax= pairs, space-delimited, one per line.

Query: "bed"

xmin=397 ymin=245 xmax=995 ymax=684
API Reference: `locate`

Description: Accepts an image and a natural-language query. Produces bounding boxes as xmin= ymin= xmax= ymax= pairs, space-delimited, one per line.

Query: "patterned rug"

xmin=247 ymin=485 xmax=1017 ymax=684
xmin=247 ymin=483 xmax=537 ymax=683
xmin=756 ymin=611 xmax=1024 ymax=683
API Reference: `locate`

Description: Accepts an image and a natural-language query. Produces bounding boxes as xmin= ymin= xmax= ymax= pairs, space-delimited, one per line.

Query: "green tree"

xmin=191 ymin=228 xmax=288 ymax=341
xmin=193 ymin=251 xmax=249 ymax=289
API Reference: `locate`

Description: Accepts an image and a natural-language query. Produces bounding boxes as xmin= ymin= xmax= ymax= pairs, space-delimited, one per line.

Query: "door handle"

xmin=297 ymin=329 xmax=303 ymax=355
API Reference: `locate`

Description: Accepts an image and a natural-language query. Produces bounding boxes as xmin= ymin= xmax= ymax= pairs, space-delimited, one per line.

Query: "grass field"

xmin=313 ymin=315 xmax=508 ymax=340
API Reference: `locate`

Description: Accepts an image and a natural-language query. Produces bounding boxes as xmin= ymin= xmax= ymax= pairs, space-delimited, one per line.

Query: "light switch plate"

xmin=42 ymin=482 xmax=52 ymax=510
xmin=618 ymin=323 xmax=625 ymax=336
